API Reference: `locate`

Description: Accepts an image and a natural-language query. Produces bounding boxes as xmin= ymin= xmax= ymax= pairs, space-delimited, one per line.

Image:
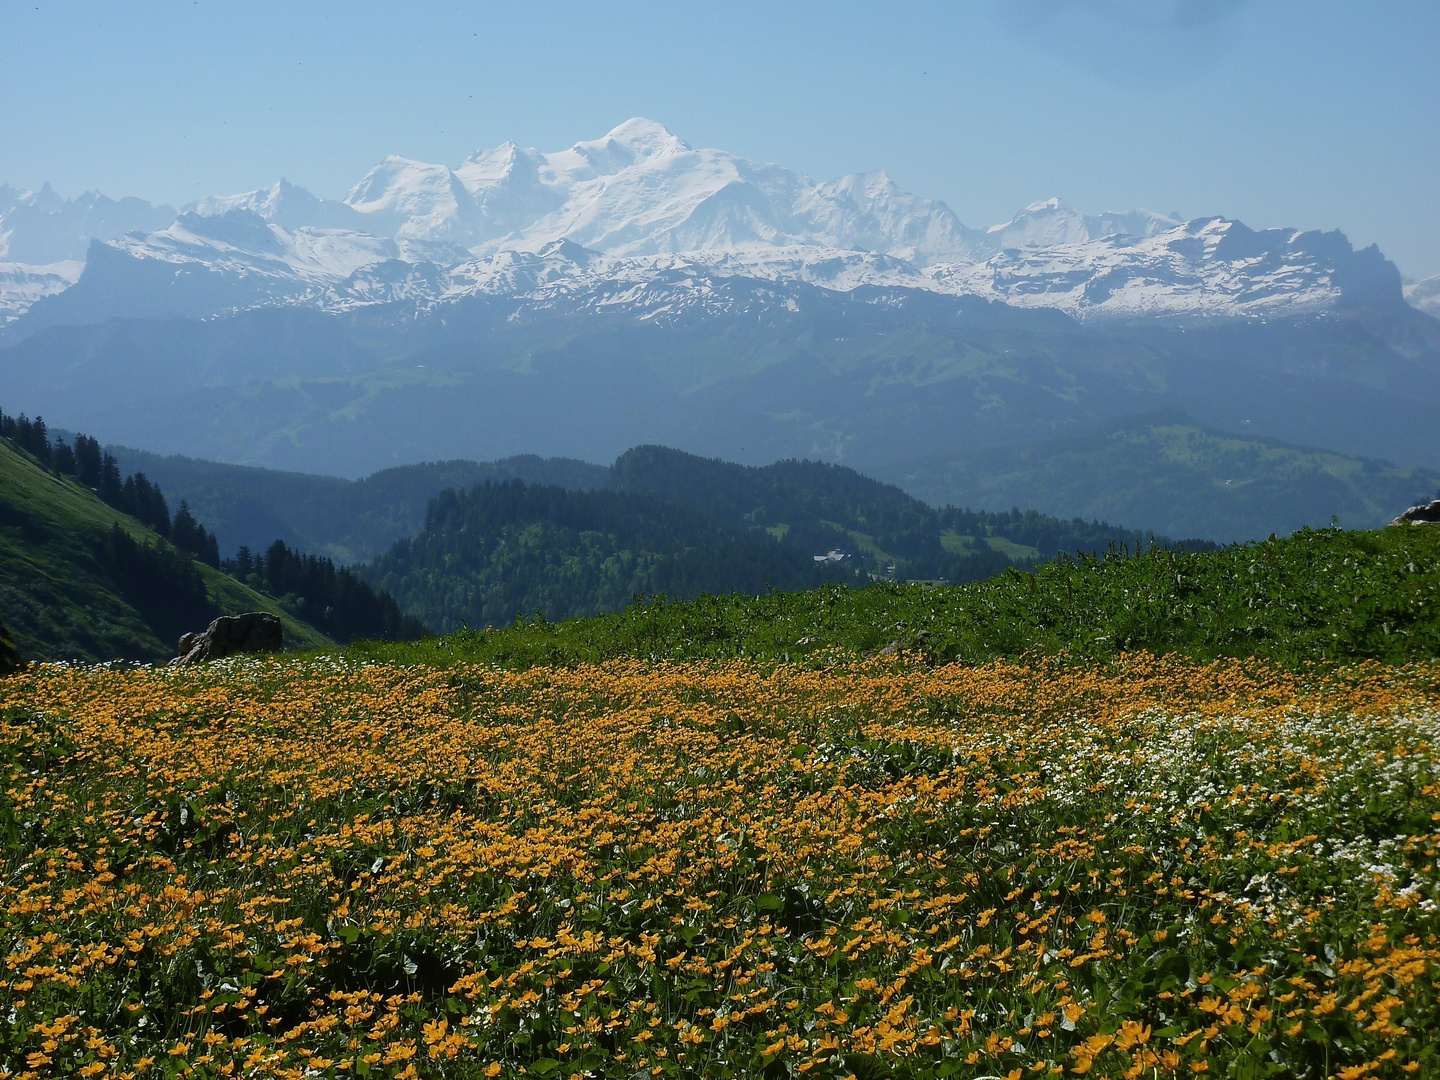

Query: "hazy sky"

xmin=3 ymin=0 xmax=1438 ymax=276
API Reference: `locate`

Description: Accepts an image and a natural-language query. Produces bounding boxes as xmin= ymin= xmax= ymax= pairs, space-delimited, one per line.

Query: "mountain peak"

xmin=599 ymin=118 xmax=690 ymax=155
xmin=1023 ymin=197 xmax=1073 ymax=214
xmin=557 ymin=118 xmax=692 ymax=176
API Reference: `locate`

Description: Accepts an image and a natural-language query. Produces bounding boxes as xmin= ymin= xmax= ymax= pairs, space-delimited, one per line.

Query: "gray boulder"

xmin=1391 ymin=499 xmax=1440 ymax=526
xmin=170 ymin=612 xmax=283 ymax=666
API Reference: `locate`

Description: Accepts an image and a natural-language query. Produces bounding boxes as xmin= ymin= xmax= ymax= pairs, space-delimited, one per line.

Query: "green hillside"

xmin=108 ymin=446 xmax=609 ymax=562
xmin=881 ymin=412 xmax=1440 ymax=542
xmin=360 ymin=451 xmax=1214 ymax=631
xmin=0 ymin=436 xmax=334 ymax=663
xmin=363 ymin=480 xmax=837 ymax=631
xmin=352 ymin=522 xmax=1440 ymax=670
xmin=611 ymin=445 xmax=1213 ymax=579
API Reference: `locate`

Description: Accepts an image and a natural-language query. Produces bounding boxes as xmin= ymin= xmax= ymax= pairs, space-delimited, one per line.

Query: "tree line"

xmin=1 ymin=405 xmax=424 ymax=647
xmin=226 ymin=541 xmax=427 ymax=644
xmin=0 ymin=408 xmax=221 ymax=565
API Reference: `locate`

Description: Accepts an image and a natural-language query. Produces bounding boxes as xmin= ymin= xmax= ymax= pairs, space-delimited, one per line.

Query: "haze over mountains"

xmin=1 ymin=119 xmax=1437 ymax=542
xmin=1 ymin=118 xmax=1417 ymax=329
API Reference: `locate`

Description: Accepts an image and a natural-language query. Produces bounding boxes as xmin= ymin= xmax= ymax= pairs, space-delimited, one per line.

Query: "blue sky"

xmin=3 ymin=0 xmax=1438 ymax=276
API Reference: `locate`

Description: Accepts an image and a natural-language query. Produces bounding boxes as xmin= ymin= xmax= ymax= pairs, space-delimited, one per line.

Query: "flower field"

xmin=1 ymin=653 xmax=1438 ymax=1079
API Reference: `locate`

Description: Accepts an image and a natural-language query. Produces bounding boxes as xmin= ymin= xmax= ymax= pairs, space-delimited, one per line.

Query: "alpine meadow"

xmin=2 ymin=5 xmax=1440 ymax=1080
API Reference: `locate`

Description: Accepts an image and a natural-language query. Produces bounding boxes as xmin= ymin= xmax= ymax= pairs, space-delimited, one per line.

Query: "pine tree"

xmin=74 ymin=435 xmax=102 ymax=488
xmin=52 ymin=438 xmax=77 ymax=476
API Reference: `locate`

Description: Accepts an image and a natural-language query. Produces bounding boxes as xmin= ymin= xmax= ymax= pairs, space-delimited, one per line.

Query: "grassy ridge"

xmin=350 ymin=524 xmax=1440 ymax=670
xmin=0 ymin=436 xmax=334 ymax=662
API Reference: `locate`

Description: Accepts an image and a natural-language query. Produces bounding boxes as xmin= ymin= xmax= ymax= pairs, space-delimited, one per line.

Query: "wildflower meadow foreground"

xmin=1 ymin=653 xmax=1437 ymax=1080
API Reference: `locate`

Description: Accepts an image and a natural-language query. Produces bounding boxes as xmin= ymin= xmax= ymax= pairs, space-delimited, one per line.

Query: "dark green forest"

xmin=109 ymin=445 xmax=610 ymax=563
xmin=364 ymin=480 xmax=845 ymax=631
xmin=225 ymin=541 xmax=426 ymax=644
xmin=612 ymin=445 xmax=1215 ymax=581
xmin=363 ymin=449 xmax=1216 ymax=632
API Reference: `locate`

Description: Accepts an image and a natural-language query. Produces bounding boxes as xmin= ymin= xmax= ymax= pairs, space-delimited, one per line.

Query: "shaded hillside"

xmin=6 ymin=293 xmax=1439 ymax=485
xmin=0 ymin=435 xmax=334 ymax=663
xmin=880 ymin=412 xmax=1440 ymax=542
xmin=611 ymin=445 xmax=1212 ymax=580
xmin=363 ymin=452 xmax=1213 ymax=632
xmin=108 ymin=446 xmax=609 ymax=562
xmin=363 ymin=480 xmax=842 ymax=631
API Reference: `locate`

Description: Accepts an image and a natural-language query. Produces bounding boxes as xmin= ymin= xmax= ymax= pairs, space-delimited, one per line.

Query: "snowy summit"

xmin=0 ymin=120 xmax=1412 ymax=328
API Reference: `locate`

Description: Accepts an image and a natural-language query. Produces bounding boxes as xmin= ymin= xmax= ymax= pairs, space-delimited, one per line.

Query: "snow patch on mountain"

xmin=929 ymin=217 xmax=1368 ymax=319
xmin=1405 ymin=274 xmax=1440 ymax=318
xmin=330 ymin=118 xmax=982 ymax=265
xmin=0 ymin=183 xmax=175 ymax=263
xmin=0 ymin=260 xmax=82 ymax=325
xmin=189 ymin=178 xmax=366 ymax=232
xmin=982 ymin=198 xmax=1182 ymax=251
xmin=107 ymin=210 xmax=399 ymax=285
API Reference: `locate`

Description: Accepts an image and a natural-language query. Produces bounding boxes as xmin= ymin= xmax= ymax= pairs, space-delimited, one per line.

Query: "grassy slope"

xmin=881 ymin=413 xmax=1440 ymax=542
xmin=349 ymin=523 xmax=1440 ymax=670
xmin=0 ymin=438 xmax=333 ymax=663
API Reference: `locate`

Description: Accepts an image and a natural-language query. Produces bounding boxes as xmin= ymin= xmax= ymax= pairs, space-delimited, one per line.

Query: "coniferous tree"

xmin=52 ymin=438 xmax=76 ymax=477
xmin=223 ymin=538 xmax=424 ymax=643
xmin=74 ymin=435 xmax=103 ymax=488
xmin=166 ymin=501 xmax=220 ymax=567
xmin=98 ymin=452 xmax=124 ymax=506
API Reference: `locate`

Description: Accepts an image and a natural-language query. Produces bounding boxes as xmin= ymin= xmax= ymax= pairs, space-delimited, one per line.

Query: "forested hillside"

xmin=0 ymin=405 xmax=431 ymax=660
xmin=109 ymin=446 xmax=609 ymax=562
xmin=364 ymin=480 xmax=839 ymax=631
xmin=0 ymin=431 xmax=333 ymax=662
xmin=224 ymin=540 xmax=426 ymax=644
xmin=363 ymin=450 xmax=1216 ymax=631
xmin=611 ymin=445 xmax=1214 ymax=581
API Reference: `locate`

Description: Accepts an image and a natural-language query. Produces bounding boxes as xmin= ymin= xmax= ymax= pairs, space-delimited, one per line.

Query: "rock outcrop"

xmin=170 ymin=612 xmax=283 ymax=666
xmin=1391 ymin=500 xmax=1440 ymax=526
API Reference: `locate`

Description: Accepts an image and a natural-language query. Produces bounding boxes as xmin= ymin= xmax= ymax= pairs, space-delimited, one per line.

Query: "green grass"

xmin=0 ymin=438 xmax=334 ymax=662
xmin=979 ymin=533 xmax=1041 ymax=561
xmin=348 ymin=524 xmax=1440 ymax=670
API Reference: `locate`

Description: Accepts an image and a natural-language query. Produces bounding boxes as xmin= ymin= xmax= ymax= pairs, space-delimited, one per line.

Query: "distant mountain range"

xmin=2 ymin=119 xmax=1437 ymax=522
xmin=0 ymin=119 xmax=1419 ymax=332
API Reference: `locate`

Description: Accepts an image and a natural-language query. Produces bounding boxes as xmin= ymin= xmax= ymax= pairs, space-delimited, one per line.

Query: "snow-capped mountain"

xmin=333 ymin=118 xmax=982 ymax=264
xmin=0 ymin=260 xmax=82 ymax=324
xmin=0 ymin=182 xmax=175 ymax=264
xmin=0 ymin=120 xmax=1422 ymax=331
xmin=1406 ymin=274 xmax=1440 ymax=318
